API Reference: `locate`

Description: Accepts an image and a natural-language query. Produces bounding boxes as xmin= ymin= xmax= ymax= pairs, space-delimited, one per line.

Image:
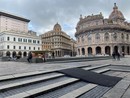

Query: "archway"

xmin=55 ymin=51 xmax=57 ymax=57
xmin=82 ymin=48 xmax=85 ymax=55
xmin=23 ymin=52 xmax=27 ymax=57
xmin=127 ymin=46 xmax=129 ymax=55
xmin=0 ymin=52 xmax=3 ymax=56
xmin=88 ymin=47 xmax=92 ymax=55
xmin=6 ymin=51 xmax=10 ymax=56
xmin=114 ymin=46 xmax=118 ymax=54
xmin=12 ymin=51 xmax=16 ymax=58
xmin=105 ymin=46 xmax=111 ymax=55
xmin=18 ymin=51 xmax=22 ymax=57
xmin=58 ymin=51 xmax=60 ymax=57
xmin=96 ymin=46 xmax=101 ymax=54
xmin=122 ymin=46 xmax=125 ymax=52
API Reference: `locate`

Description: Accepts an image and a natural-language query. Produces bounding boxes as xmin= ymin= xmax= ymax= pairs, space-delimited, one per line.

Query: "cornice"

xmin=75 ymin=24 xmax=130 ymax=37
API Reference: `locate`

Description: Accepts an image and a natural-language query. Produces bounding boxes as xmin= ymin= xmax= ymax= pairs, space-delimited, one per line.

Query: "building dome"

xmin=53 ymin=22 xmax=62 ymax=32
xmin=109 ymin=3 xmax=125 ymax=21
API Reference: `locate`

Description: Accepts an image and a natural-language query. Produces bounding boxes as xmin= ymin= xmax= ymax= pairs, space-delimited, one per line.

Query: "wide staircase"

xmin=0 ymin=64 xmax=130 ymax=98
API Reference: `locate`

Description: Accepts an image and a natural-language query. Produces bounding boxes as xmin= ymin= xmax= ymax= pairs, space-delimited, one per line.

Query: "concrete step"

xmin=83 ymin=64 xmax=110 ymax=71
xmin=101 ymin=79 xmax=130 ymax=98
xmin=0 ymin=66 xmax=109 ymax=98
xmin=46 ymin=57 xmax=112 ymax=63
xmin=94 ymin=68 xmax=110 ymax=73
xmin=0 ymin=67 xmax=109 ymax=91
xmin=59 ymin=83 xmax=97 ymax=98
xmin=5 ymin=78 xmax=79 ymax=98
xmin=0 ymin=71 xmax=50 ymax=81
xmin=0 ymin=73 xmax=64 ymax=91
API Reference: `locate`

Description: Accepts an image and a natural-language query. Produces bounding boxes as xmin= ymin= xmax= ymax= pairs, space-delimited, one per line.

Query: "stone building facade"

xmin=0 ymin=11 xmax=41 ymax=57
xmin=40 ymin=23 xmax=76 ymax=57
xmin=75 ymin=3 xmax=130 ymax=56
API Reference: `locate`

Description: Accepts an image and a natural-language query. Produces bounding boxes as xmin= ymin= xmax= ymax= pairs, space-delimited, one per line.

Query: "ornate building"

xmin=40 ymin=23 xmax=76 ymax=57
xmin=0 ymin=11 xmax=41 ymax=57
xmin=75 ymin=3 xmax=130 ymax=56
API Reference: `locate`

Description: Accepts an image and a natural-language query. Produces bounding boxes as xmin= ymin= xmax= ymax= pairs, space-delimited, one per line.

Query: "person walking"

xmin=117 ymin=52 xmax=120 ymax=60
xmin=122 ymin=52 xmax=125 ymax=57
xmin=112 ymin=52 xmax=115 ymax=60
xmin=42 ymin=54 xmax=46 ymax=62
xmin=52 ymin=52 xmax=55 ymax=59
xmin=27 ymin=52 xmax=32 ymax=63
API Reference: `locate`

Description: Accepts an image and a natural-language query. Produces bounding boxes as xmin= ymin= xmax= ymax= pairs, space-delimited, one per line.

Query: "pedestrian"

xmin=48 ymin=52 xmax=51 ymax=59
xmin=42 ymin=54 xmax=46 ymax=62
xmin=27 ymin=52 xmax=32 ymax=63
xmin=112 ymin=52 xmax=115 ymax=60
xmin=122 ymin=52 xmax=125 ymax=57
xmin=117 ymin=52 xmax=120 ymax=60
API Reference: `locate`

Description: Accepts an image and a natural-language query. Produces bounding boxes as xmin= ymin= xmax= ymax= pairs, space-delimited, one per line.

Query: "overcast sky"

xmin=0 ymin=0 xmax=130 ymax=39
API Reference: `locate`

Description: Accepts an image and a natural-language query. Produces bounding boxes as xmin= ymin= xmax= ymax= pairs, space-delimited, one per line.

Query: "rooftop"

xmin=0 ymin=11 xmax=30 ymax=22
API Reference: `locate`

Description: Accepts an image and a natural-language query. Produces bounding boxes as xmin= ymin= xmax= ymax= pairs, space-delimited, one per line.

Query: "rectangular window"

xmin=28 ymin=39 xmax=32 ymax=43
xmin=24 ymin=46 xmax=26 ymax=50
xmin=7 ymin=45 xmax=9 ymax=49
xmin=13 ymin=46 xmax=15 ymax=49
xmin=38 ymin=47 xmax=40 ymax=50
xmin=29 ymin=47 xmax=31 ymax=50
xmin=18 ymin=38 xmax=20 ymax=42
xmin=33 ymin=40 xmax=36 ymax=43
xmin=13 ymin=38 xmax=16 ymax=41
xmin=18 ymin=38 xmax=22 ymax=42
xmin=19 ymin=46 xmax=21 ymax=49
xmin=7 ymin=37 xmax=10 ymax=41
xmin=37 ymin=40 xmax=40 ymax=44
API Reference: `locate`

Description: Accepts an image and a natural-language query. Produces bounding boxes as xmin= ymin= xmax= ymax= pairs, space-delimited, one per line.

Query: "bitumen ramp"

xmin=57 ymin=68 xmax=122 ymax=87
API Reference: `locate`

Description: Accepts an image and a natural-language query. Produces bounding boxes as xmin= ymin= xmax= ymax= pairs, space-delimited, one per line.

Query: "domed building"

xmin=40 ymin=23 xmax=76 ymax=57
xmin=75 ymin=3 xmax=130 ymax=56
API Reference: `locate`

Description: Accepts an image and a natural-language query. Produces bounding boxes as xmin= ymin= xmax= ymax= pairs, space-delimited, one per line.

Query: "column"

xmin=125 ymin=46 xmax=127 ymax=55
xmin=110 ymin=45 xmax=113 ymax=55
xmin=92 ymin=46 xmax=96 ymax=56
xmin=85 ymin=47 xmax=88 ymax=56
xmin=101 ymin=46 xmax=105 ymax=55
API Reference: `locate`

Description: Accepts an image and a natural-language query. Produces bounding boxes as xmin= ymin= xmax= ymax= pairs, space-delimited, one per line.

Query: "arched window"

xmin=77 ymin=37 xmax=80 ymax=42
xmin=113 ymin=33 xmax=117 ymax=41
xmin=88 ymin=34 xmax=91 ymax=41
xmin=95 ymin=33 xmax=100 ymax=40
xmin=126 ymin=34 xmax=129 ymax=40
xmin=104 ymin=33 xmax=109 ymax=41
xmin=81 ymin=36 xmax=84 ymax=42
xmin=121 ymin=33 xmax=124 ymax=39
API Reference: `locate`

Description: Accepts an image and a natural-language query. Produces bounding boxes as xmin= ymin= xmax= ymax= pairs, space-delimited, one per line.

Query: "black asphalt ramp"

xmin=58 ymin=68 xmax=122 ymax=87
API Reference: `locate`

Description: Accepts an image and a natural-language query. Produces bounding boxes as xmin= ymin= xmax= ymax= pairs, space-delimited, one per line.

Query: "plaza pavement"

xmin=0 ymin=56 xmax=130 ymax=76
